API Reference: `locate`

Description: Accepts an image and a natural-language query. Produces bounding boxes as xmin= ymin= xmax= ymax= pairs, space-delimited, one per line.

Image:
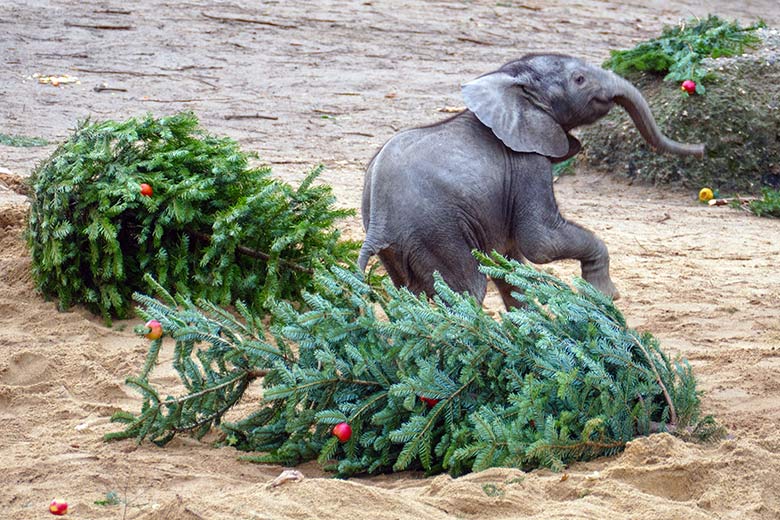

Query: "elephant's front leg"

xmin=519 ymin=218 xmax=619 ymax=299
xmin=512 ymin=165 xmax=620 ymax=300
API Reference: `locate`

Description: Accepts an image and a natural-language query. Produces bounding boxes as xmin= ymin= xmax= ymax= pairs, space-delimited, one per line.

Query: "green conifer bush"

xmin=107 ymin=253 xmax=717 ymax=476
xmin=584 ymin=18 xmax=779 ymax=194
xmin=27 ymin=112 xmax=358 ymax=321
xmin=603 ymin=15 xmax=765 ymax=92
xmin=746 ymin=188 xmax=780 ymax=218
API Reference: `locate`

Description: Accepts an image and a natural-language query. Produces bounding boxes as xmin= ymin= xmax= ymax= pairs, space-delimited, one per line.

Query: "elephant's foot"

xmin=492 ymin=277 xmax=524 ymax=310
xmin=582 ymin=271 xmax=621 ymax=301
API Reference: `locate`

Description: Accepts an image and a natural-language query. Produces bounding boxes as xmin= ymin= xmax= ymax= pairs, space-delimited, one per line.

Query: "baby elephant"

xmin=359 ymin=54 xmax=703 ymax=308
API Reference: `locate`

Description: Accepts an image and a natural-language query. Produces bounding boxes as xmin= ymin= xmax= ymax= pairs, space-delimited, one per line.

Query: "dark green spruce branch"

xmin=189 ymin=229 xmax=314 ymax=274
xmin=107 ymin=253 xmax=719 ymax=476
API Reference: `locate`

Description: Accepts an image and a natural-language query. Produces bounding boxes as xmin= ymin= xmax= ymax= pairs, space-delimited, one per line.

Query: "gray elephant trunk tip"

xmin=656 ymin=135 xmax=706 ymax=158
xmin=687 ymin=142 xmax=706 ymax=158
xmin=612 ymin=94 xmax=705 ymax=158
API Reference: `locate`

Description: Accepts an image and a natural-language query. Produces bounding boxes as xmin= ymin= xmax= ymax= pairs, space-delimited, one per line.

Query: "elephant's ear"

xmin=551 ymin=134 xmax=582 ymax=164
xmin=461 ymin=72 xmax=569 ymax=158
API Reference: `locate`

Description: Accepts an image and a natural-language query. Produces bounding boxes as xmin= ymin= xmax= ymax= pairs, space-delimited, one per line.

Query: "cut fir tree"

xmin=26 ymin=112 xmax=358 ymax=323
xmin=106 ymin=253 xmax=720 ymax=477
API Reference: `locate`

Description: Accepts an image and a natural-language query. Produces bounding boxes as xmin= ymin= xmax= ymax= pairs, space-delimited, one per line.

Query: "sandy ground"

xmin=2 ymin=1 xmax=780 ymax=518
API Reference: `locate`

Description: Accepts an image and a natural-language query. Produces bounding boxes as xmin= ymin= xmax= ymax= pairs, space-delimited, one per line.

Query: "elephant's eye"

xmin=575 ymin=75 xmax=586 ymax=85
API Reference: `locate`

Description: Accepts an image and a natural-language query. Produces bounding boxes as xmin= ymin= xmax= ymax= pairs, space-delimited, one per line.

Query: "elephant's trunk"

xmin=609 ymin=74 xmax=705 ymax=157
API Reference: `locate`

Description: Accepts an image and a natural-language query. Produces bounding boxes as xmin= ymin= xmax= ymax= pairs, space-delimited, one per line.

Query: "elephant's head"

xmin=461 ymin=54 xmax=705 ymax=160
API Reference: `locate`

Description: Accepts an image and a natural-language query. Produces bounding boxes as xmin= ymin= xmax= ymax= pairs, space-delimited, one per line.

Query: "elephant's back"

xmin=370 ymin=112 xmax=508 ymax=195
xmin=363 ymin=113 xmax=510 ymax=253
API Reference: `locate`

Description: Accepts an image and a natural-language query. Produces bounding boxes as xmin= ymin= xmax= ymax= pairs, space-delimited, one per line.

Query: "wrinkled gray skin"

xmin=359 ymin=54 xmax=704 ymax=308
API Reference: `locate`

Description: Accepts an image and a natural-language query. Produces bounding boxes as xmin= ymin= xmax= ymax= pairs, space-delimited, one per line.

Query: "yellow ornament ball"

xmin=698 ymin=187 xmax=714 ymax=202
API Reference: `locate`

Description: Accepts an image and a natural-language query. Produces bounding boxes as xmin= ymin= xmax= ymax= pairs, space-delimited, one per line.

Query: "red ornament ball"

xmin=332 ymin=422 xmax=352 ymax=442
xmin=681 ymin=80 xmax=697 ymax=95
xmin=420 ymin=396 xmax=440 ymax=407
xmin=144 ymin=319 xmax=163 ymax=340
xmin=49 ymin=498 xmax=68 ymax=516
xmin=140 ymin=183 xmax=153 ymax=197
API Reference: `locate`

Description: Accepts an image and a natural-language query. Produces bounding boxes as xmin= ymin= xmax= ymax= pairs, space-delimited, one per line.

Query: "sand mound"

xmin=0 ymin=170 xmax=30 ymax=196
xmin=0 ymin=203 xmax=31 ymax=289
xmin=136 ymin=495 xmax=208 ymax=520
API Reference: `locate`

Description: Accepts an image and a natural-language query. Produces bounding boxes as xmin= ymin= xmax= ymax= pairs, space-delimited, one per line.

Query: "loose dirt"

xmin=1 ymin=1 xmax=779 ymax=519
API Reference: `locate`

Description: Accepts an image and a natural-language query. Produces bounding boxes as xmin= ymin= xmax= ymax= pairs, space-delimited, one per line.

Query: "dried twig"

xmin=269 ymin=159 xmax=310 ymax=165
xmin=201 ymin=12 xmax=296 ymax=29
xmin=160 ymin=65 xmax=224 ymax=71
xmin=64 ymin=21 xmax=133 ymax=30
xmin=35 ymin=52 xmax=89 ymax=59
xmin=301 ymin=17 xmax=339 ymax=23
xmin=139 ymin=98 xmax=206 ymax=103
xmin=93 ymin=85 xmax=128 ymax=93
xmin=191 ymin=76 xmax=220 ymax=89
xmin=368 ymin=25 xmax=428 ymax=35
xmin=71 ymin=68 xmax=170 ymax=77
xmin=633 ymin=237 xmax=650 ymax=252
xmin=313 ymin=108 xmax=342 ymax=116
xmin=94 ymin=9 xmax=132 ymax=15
xmin=224 ymin=113 xmax=279 ymax=121
xmin=456 ymin=36 xmax=495 ymax=46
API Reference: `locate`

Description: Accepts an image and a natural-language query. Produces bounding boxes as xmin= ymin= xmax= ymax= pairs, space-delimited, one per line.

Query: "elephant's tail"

xmin=357 ymin=243 xmax=373 ymax=272
xmin=357 ymin=236 xmax=388 ymax=272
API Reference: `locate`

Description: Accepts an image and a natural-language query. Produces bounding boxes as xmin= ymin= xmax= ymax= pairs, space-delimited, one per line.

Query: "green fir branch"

xmin=108 ymin=252 xmax=716 ymax=476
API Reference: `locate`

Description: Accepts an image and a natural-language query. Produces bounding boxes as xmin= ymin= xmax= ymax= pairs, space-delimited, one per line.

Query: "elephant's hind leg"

xmin=377 ymin=246 xmax=409 ymax=288
xmin=489 ymin=249 xmax=526 ymax=310
xmin=406 ymin=242 xmax=488 ymax=304
xmin=380 ymin=238 xmax=489 ymax=304
xmin=492 ymin=277 xmax=523 ymax=310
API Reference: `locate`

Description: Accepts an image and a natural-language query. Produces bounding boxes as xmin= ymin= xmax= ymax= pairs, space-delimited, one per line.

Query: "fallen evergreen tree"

xmin=107 ymin=253 xmax=718 ymax=476
xmin=26 ymin=112 xmax=357 ymax=322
